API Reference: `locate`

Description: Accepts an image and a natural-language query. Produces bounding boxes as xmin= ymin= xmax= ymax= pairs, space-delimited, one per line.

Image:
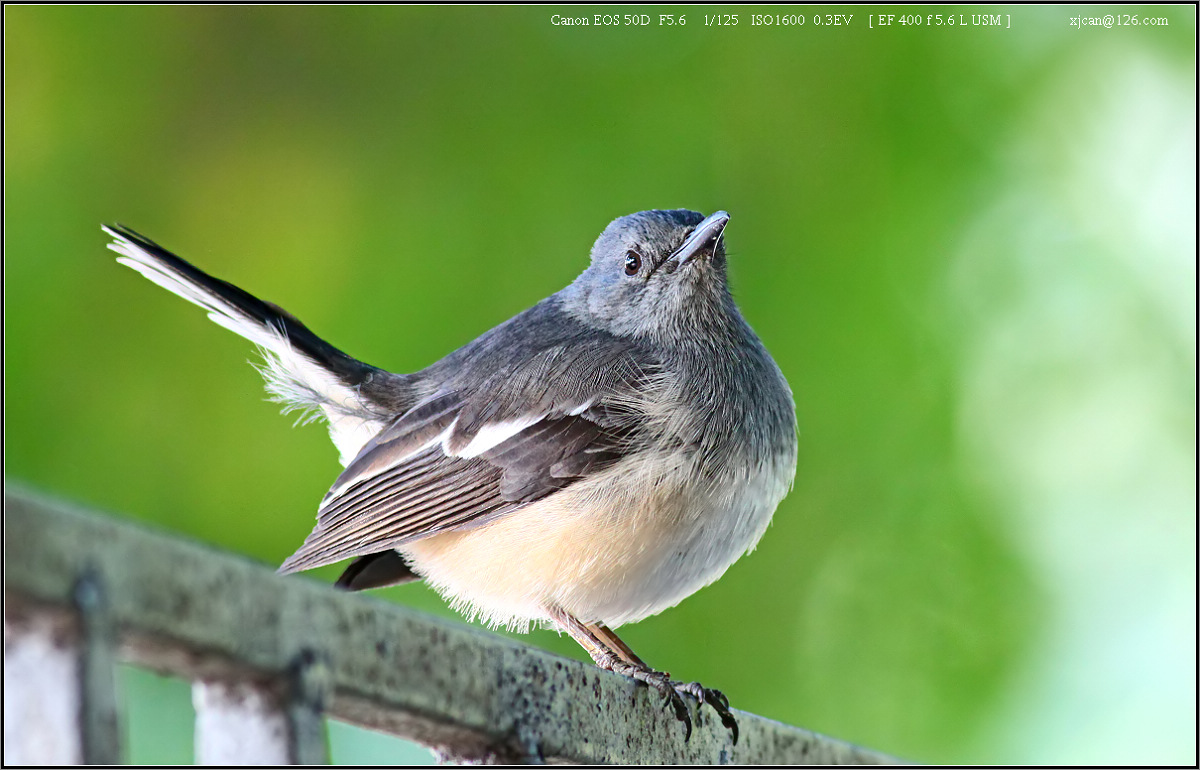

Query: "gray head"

xmin=559 ymin=209 xmax=737 ymax=341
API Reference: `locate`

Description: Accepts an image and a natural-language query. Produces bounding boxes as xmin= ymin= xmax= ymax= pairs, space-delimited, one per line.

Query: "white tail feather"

xmin=106 ymin=227 xmax=386 ymax=465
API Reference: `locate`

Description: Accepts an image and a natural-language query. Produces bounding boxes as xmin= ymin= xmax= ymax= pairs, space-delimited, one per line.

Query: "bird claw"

xmin=630 ymin=669 xmax=739 ymax=745
xmin=657 ymin=686 xmax=694 ymax=741
xmin=677 ymin=681 xmax=739 ymax=745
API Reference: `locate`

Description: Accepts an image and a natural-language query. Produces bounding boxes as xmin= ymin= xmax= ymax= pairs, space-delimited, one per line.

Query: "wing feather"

xmin=280 ymin=449 xmax=512 ymax=572
xmin=279 ymin=322 xmax=660 ymax=576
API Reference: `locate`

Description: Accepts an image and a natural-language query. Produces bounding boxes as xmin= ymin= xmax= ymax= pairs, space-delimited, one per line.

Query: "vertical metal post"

xmin=74 ymin=570 xmax=122 ymax=764
xmin=286 ymin=649 xmax=331 ymax=765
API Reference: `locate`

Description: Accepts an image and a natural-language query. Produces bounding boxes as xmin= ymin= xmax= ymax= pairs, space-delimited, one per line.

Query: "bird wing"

xmin=278 ymin=380 xmax=643 ymax=575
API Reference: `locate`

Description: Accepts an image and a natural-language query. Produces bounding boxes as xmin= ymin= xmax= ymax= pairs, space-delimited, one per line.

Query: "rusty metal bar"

xmin=3 ymin=484 xmax=898 ymax=765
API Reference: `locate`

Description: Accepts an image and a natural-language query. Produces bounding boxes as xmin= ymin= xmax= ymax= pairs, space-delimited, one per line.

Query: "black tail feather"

xmin=106 ymin=223 xmax=376 ymax=388
xmin=334 ymin=551 xmax=422 ymax=590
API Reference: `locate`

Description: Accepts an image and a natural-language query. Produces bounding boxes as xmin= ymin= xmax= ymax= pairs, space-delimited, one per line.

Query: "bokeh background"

xmin=5 ymin=5 xmax=1195 ymax=764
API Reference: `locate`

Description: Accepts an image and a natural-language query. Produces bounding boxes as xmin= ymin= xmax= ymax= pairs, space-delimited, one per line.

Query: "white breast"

xmin=400 ymin=447 xmax=796 ymax=632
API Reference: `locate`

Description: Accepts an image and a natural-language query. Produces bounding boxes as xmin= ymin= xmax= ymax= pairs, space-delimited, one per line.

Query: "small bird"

xmin=105 ymin=209 xmax=797 ymax=742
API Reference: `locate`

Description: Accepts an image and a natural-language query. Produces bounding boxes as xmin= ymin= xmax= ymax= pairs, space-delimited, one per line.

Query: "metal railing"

xmin=3 ymin=485 xmax=897 ymax=764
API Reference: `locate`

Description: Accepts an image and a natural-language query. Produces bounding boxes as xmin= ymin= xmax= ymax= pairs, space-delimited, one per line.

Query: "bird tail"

xmin=104 ymin=224 xmax=391 ymax=457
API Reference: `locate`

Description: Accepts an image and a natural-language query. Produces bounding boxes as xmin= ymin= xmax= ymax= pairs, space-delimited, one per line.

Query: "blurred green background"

xmin=5 ymin=4 xmax=1195 ymax=764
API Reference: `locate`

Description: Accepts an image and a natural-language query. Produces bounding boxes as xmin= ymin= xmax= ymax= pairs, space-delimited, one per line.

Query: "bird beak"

xmin=672 ymin=211 xmax=730 ymax=267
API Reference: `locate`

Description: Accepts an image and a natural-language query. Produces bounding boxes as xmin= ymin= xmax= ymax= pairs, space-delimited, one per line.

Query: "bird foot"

xmin=605 ymin=659 xmax=739 ymax=744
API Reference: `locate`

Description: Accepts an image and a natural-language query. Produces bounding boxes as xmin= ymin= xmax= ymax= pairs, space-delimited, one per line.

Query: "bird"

xmin=105 ymin=209 xmax=797 ymax=742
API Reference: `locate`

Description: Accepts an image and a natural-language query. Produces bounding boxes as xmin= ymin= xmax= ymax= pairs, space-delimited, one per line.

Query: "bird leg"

xmin=547 ymin=607 xmax=738 ymax=744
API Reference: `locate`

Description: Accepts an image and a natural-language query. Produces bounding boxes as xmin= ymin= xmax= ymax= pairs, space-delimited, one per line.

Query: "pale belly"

xmin=400 ymin=449 xmax=794 ymax=631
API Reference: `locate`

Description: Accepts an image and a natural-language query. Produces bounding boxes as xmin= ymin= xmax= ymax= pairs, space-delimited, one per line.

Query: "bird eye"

xmin=624 ymin=250 xmax=642 ymax=276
